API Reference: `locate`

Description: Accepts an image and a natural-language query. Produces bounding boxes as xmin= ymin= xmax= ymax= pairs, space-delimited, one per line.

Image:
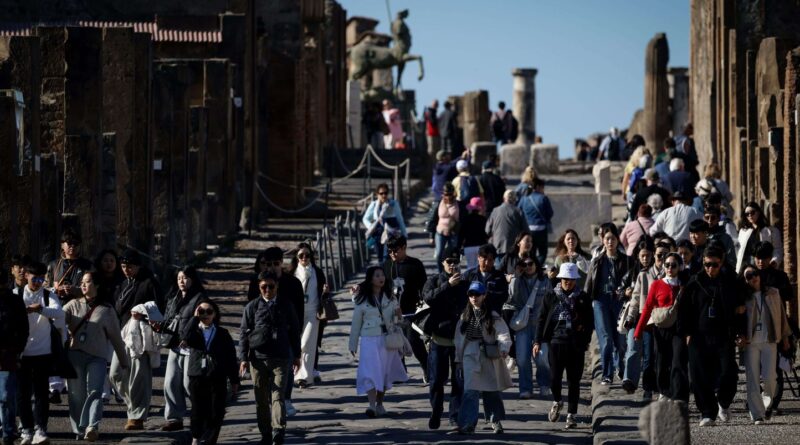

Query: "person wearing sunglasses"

xmin=362 ymin=183 xmax=407 ymax=263
xmin=703 ymin=206 xmax=736 ymax=269
xmin=534 ymin=263 xmax=593 ymax=430
xmin=239 ymin=271 xmax=301 ymax=445
xmin=158 ymin=267 xmax=207 ymax=432
xmin=182 ymin=299 xmax=239 ymax=445
xmin=634 ymin=253 xmax=686 ymax=403
xmin=13 ymin=261 xmax=65 ymax=445
xmin=62 ymin=271 xmax=128 ymax=442
xmin=246 ymin=251 xmax=272 ymax=302
xmin=421 ymin=250 xmax=468 ymax=430
xmin=45 ymin=228 xmax=92 ymax=305
xmin=451 ymin=281 xmax=511 ymax=435
xmin=740 ymin=265 xmax=791 ymax=424
xmin=677 ymin=245 xmax=746 ymax=427
xmin=736 ymin=201 xmax=783 ymax=274
xmin=290 ymin=243 xmax=329 ymax=388
xmin=506 ymin=253 xmax=550 ymax=399
xmin=0 ymin=266 xmax=29 ymax=445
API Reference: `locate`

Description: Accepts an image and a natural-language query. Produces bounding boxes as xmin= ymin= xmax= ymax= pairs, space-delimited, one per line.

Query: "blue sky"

xmin=339 ymin=0 xmax=690 ymax=158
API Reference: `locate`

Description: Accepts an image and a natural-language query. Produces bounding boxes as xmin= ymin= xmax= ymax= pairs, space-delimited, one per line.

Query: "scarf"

xmin=663 ymin=276 xmax=681 ymax=287
xmin=553 ymin=284 xmax=580 ymax=322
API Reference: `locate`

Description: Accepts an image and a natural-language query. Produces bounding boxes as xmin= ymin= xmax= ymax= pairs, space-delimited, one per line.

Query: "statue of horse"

xmin=348 ymin=9 xmax=424 ymax=93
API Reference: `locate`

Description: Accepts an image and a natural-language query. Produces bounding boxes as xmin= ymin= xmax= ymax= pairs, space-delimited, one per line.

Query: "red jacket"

xmin=634 ymin=279 xmax=679 ymax=339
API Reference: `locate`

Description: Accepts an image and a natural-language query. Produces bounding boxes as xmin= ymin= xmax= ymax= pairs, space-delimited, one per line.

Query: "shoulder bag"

xmin=649 ymin=284 xmax=683 ymax=328
xmin=316 ymin=293 xmax=340 ymax=321
xmin=377 ymin=301 xmax=405 ymax=350
xmin=510 ymin=279 xmax=543 ymax=332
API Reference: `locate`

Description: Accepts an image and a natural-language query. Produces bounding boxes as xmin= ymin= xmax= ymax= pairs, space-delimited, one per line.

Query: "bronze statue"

xmin=348 ymin=9 xmax=424 ymax=94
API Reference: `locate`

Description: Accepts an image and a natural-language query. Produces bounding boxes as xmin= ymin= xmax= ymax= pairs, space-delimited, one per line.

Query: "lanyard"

xmin=754 ymin=293 xmax=765 ymax=322
xmin=203 ymin=324 xmax=216 ymax=351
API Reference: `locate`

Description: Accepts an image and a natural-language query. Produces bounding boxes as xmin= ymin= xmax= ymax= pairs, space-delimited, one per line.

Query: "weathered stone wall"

xmin=462 ymin=90 xmax=490 ymax=149
xmin=643 ymin=33 xmax=670 ymax=151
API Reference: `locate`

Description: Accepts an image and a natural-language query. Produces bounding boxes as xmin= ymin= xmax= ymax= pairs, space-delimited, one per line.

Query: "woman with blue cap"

xmin=451 ymin=281 xmax=512 ymax=435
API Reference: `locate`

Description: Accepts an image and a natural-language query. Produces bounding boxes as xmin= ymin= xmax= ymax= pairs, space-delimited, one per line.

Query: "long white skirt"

xmin=356 ymin=335 xmax=408 ymax=395
xmin=295 ymin=309 xmax=320 ymax=382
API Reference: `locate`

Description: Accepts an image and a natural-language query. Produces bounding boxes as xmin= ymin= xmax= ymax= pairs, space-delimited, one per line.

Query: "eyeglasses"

xmin=388 ymin=247 xmax=403 ymax=254
xmin=664 ymin=262 xmax=679 ymax=269
xmin=703 ymin=262 xmax=720 ymax=269
xmin=445 ymin=259 xmax=459 ymax=265
xmin=297 ymin=253 xmax=310 ymax=259
xmin=197 ymin=308 xmax=215 ymax=316
xmin=259 ymin=284 xmax=276 ymax=290
xmin=744 ymin=272 xmax=758 ymax=280
xmin=656 ymin=253 xmax=666 ymax=259
xmin=745 ymin=211 xmax=757 ymax=217
xmin=377 ymin=192 xmax=388 ymax=196
xmin=30 ymin=277 xmax=45 ymax=284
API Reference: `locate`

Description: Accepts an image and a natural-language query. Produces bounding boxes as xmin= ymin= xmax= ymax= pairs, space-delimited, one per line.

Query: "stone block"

xmin=462 ymin=90 xmax=489 ymax=149
xmin=470 ymin=141 xmax=496 ymax=168
xmin=499 ymin=143 xmax=529 ymax=177
xmin=529 ymin=143 xmax=559 ymax=174
xmin=593 ymin=160 xmax=612 ymax=194
xmin=548 ymin=191 xmax=612 ymax=246
xmin=638 ymin=399 xmax=690 ymax=445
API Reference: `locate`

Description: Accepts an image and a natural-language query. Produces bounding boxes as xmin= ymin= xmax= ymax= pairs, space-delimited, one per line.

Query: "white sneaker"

xmin=548 ymin=401 xmax=563 ymax=422
xmin=19 ymin=430 xmax=33 ymax=445
xmin=657 ymin=394 xmax=668 ymax=402
xmin=285 ymin=400 xmax=297 ymax=417
xmin=32 ymin=429 xmax=49 ymax=445
xmin=717 ymin=404 xmax=730 ymax=423
xmin=699 ymin=417 xmax=715 ymax=427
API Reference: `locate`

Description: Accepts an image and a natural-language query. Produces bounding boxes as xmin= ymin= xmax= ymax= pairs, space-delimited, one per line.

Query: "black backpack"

xmin=458 ymin=176 xmax=480 ymax=203
xmin=607 ymin=137 xmax=620 ymax=161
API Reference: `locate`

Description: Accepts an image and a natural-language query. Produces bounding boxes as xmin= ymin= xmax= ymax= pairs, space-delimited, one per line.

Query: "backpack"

xmin=508 ymin=116 xmax=519 ymax=142
xmin=492 ymin=114 xmax=505 ymax=139
xmin=458 ymin=176 xmax=480 ymax=203
xmin=628 ymin=168 xmax=645 ymax=194
xmin=607 ymin=137 xmax=620 ymax=161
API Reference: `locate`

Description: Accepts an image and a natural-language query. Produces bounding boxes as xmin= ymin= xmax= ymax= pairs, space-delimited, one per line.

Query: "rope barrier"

xmin=255 ymin=183 xmax=327 ymax=214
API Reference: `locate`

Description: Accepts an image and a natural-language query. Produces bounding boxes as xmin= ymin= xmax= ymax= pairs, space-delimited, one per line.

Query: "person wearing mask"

xmin=290 ymin=243 xmax=329 ymax=388
xmin=484 ymin=190 xmax=528 ymax=269
xmin=429 ymin=183 xmax=460 ymax=272
xmin=506 ymin=254 xmax=550 ymax=399
xmin=634 ymin=253 xmax=686 ymax=402
xmin=740 ymin=265 xmax=791 ymax=424
xmin=45 ymin=228 xmax=92 ymax=306
xmin=478 ymin=159 xmax=506 ymax=215
xmin=348 ymin=266 xmax=407 ymax=418
xmin=63 ymin=272 xmax=128 ymax=442
xmin=239 ymin=272 xmax=301 ymax=445
xmin=382 ymin=235 xmax=428 ymax=383
xmin=585 ymin=225 xmax=631 ymax=385
xmin=247 ymin=251 xmax=271 ymax=302
xmin=534 ymin=263 xmax=593 ymax=429
xmin=451 ymin=281 xmax=512 ymax=435
xmin=649 ymin=191 xmax=702 ymax=242
xmin=0 ymin=267 xmax=29 ymax=445
xmin=181 ymin=299 xmax=239 ymax=445
xmin=463 ymin=244 xmax=509 ymax=316
xmin=261 ymin=247 xmax=304 ymax=418
xmin=119 ymin=301 xmax=163 ymax=431
xmin=422 ymin=250 xmax=468 ymax=430
xmin=362 ymin=183 xmax=407 ymax=263
xmin=14 ymin=261 xmax=65 ymax=445
xmin=158 ymin=267 xmax=206 ymax=431
xmin=459 ymin=197 xmax=489 ymax=270
xmin=620 ymin=204 xmax=655 ymax=256
xmin=678 ymin=246 xmax=746 ymax=427
xmin=736 ymin=201 xmax=783 ymax=273
xmin=518 ymin=178 xmax=553 ymax=266
xmin=92 ymin=250 xmax=124 ymax=306
xmin=551 ymin=230 xmax=592 ymax=291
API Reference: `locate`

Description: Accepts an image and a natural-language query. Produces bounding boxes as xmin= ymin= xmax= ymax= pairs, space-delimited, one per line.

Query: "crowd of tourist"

xmin=0 ymin=122 xmax=798 ymax=444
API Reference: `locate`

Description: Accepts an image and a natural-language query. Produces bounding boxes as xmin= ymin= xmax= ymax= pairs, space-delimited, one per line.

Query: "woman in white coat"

xmin=741 ymin=265 xmax=791 ymax=424
xmin=348 ymin=266 xmax=407 ymax=417
xmin=736 ymin=202 xmax=782 ymax=273
xmin=452 ymin=281 xmax=512 ymax=435
xmin=291 ymin=242 xmax=329 ymax=388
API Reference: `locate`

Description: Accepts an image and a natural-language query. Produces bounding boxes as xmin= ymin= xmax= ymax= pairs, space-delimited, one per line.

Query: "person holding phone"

xmin=422 ymin=250 xmax=469 ymax=430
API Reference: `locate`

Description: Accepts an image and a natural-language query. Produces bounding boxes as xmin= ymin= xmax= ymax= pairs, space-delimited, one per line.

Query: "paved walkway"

xmin=213 ymin=197 xmax=594 ymax=445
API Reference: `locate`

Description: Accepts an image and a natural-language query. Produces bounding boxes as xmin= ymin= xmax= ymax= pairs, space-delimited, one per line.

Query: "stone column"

xmin=668 ymin=67 xmax=689 ymax=137
xmin=462 ymin=90 xmax=490 ymax=149
xmin=204 ymin=59 xmax=231 ymax=237
xmin=783 ymin=50 xmax=800 ymax=288
xmin=346 ymin=80 xmax=362 ymax=147
xmin=512 ymin=68 xmax=537 ymax=146
xmin=643 ymin=33 xmax=670 ymax=150
xmin=188 ymin=106 xmax=208 ymax=253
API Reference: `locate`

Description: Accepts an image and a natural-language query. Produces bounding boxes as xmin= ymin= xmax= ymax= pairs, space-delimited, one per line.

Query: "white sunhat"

xmin=456 ymin=159 xmax=469 ymax=171
xmin=556 ymin=263 xmax=581 ymax=280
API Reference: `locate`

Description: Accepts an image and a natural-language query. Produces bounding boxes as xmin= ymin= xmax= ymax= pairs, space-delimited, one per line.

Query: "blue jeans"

xmin=458 ymin=390 xmax=505 ymax=428
xmin=514 ymin=319 xmax=550 ymax=394
xmin=369 ymin=233 xmax=385 ymax=262
xmin=434 ymin=233 xmax=458 ymax=272
xmin=0 ymin=371 xmax=17 ymax=439
xmin=623 ymin=329 xmax=641 ymax=385
xmin=427 ymin=343 xmax=462 ymax=423
xmin=641 ymin=330 xmax=655 ymax=391
xmin=67 ymin=350 xmax=108 ymax=434
xmin=593 ymin=296 xmax=626 ymax=380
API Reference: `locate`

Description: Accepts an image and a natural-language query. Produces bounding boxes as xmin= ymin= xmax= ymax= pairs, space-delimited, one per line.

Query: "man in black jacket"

xmin=463 ymin=244 xmax=508 ymax=315
xmin=0 ymin=267 xmax=29 ymax=445
xmin=382 ymin=236 xmax=429 ymax=382
xmin=629 ymin=169 xmax=671 ymax=221
xmin=422 ymin=250 xmax=468 ymax=430
xmin=45 ymin=229 xmax=92 ymax=305
xmin=262 ymin=246 xmax=304 ymax=417
xmin=479 ymin=158 xmax=506 ymax=216
xmin=114 ymin=249 xmax=163 ymax=325
xmin=677 ymin=246 xmax=746 ymax=427
xmin=239 ymin=272 xmax=301 ymax=445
